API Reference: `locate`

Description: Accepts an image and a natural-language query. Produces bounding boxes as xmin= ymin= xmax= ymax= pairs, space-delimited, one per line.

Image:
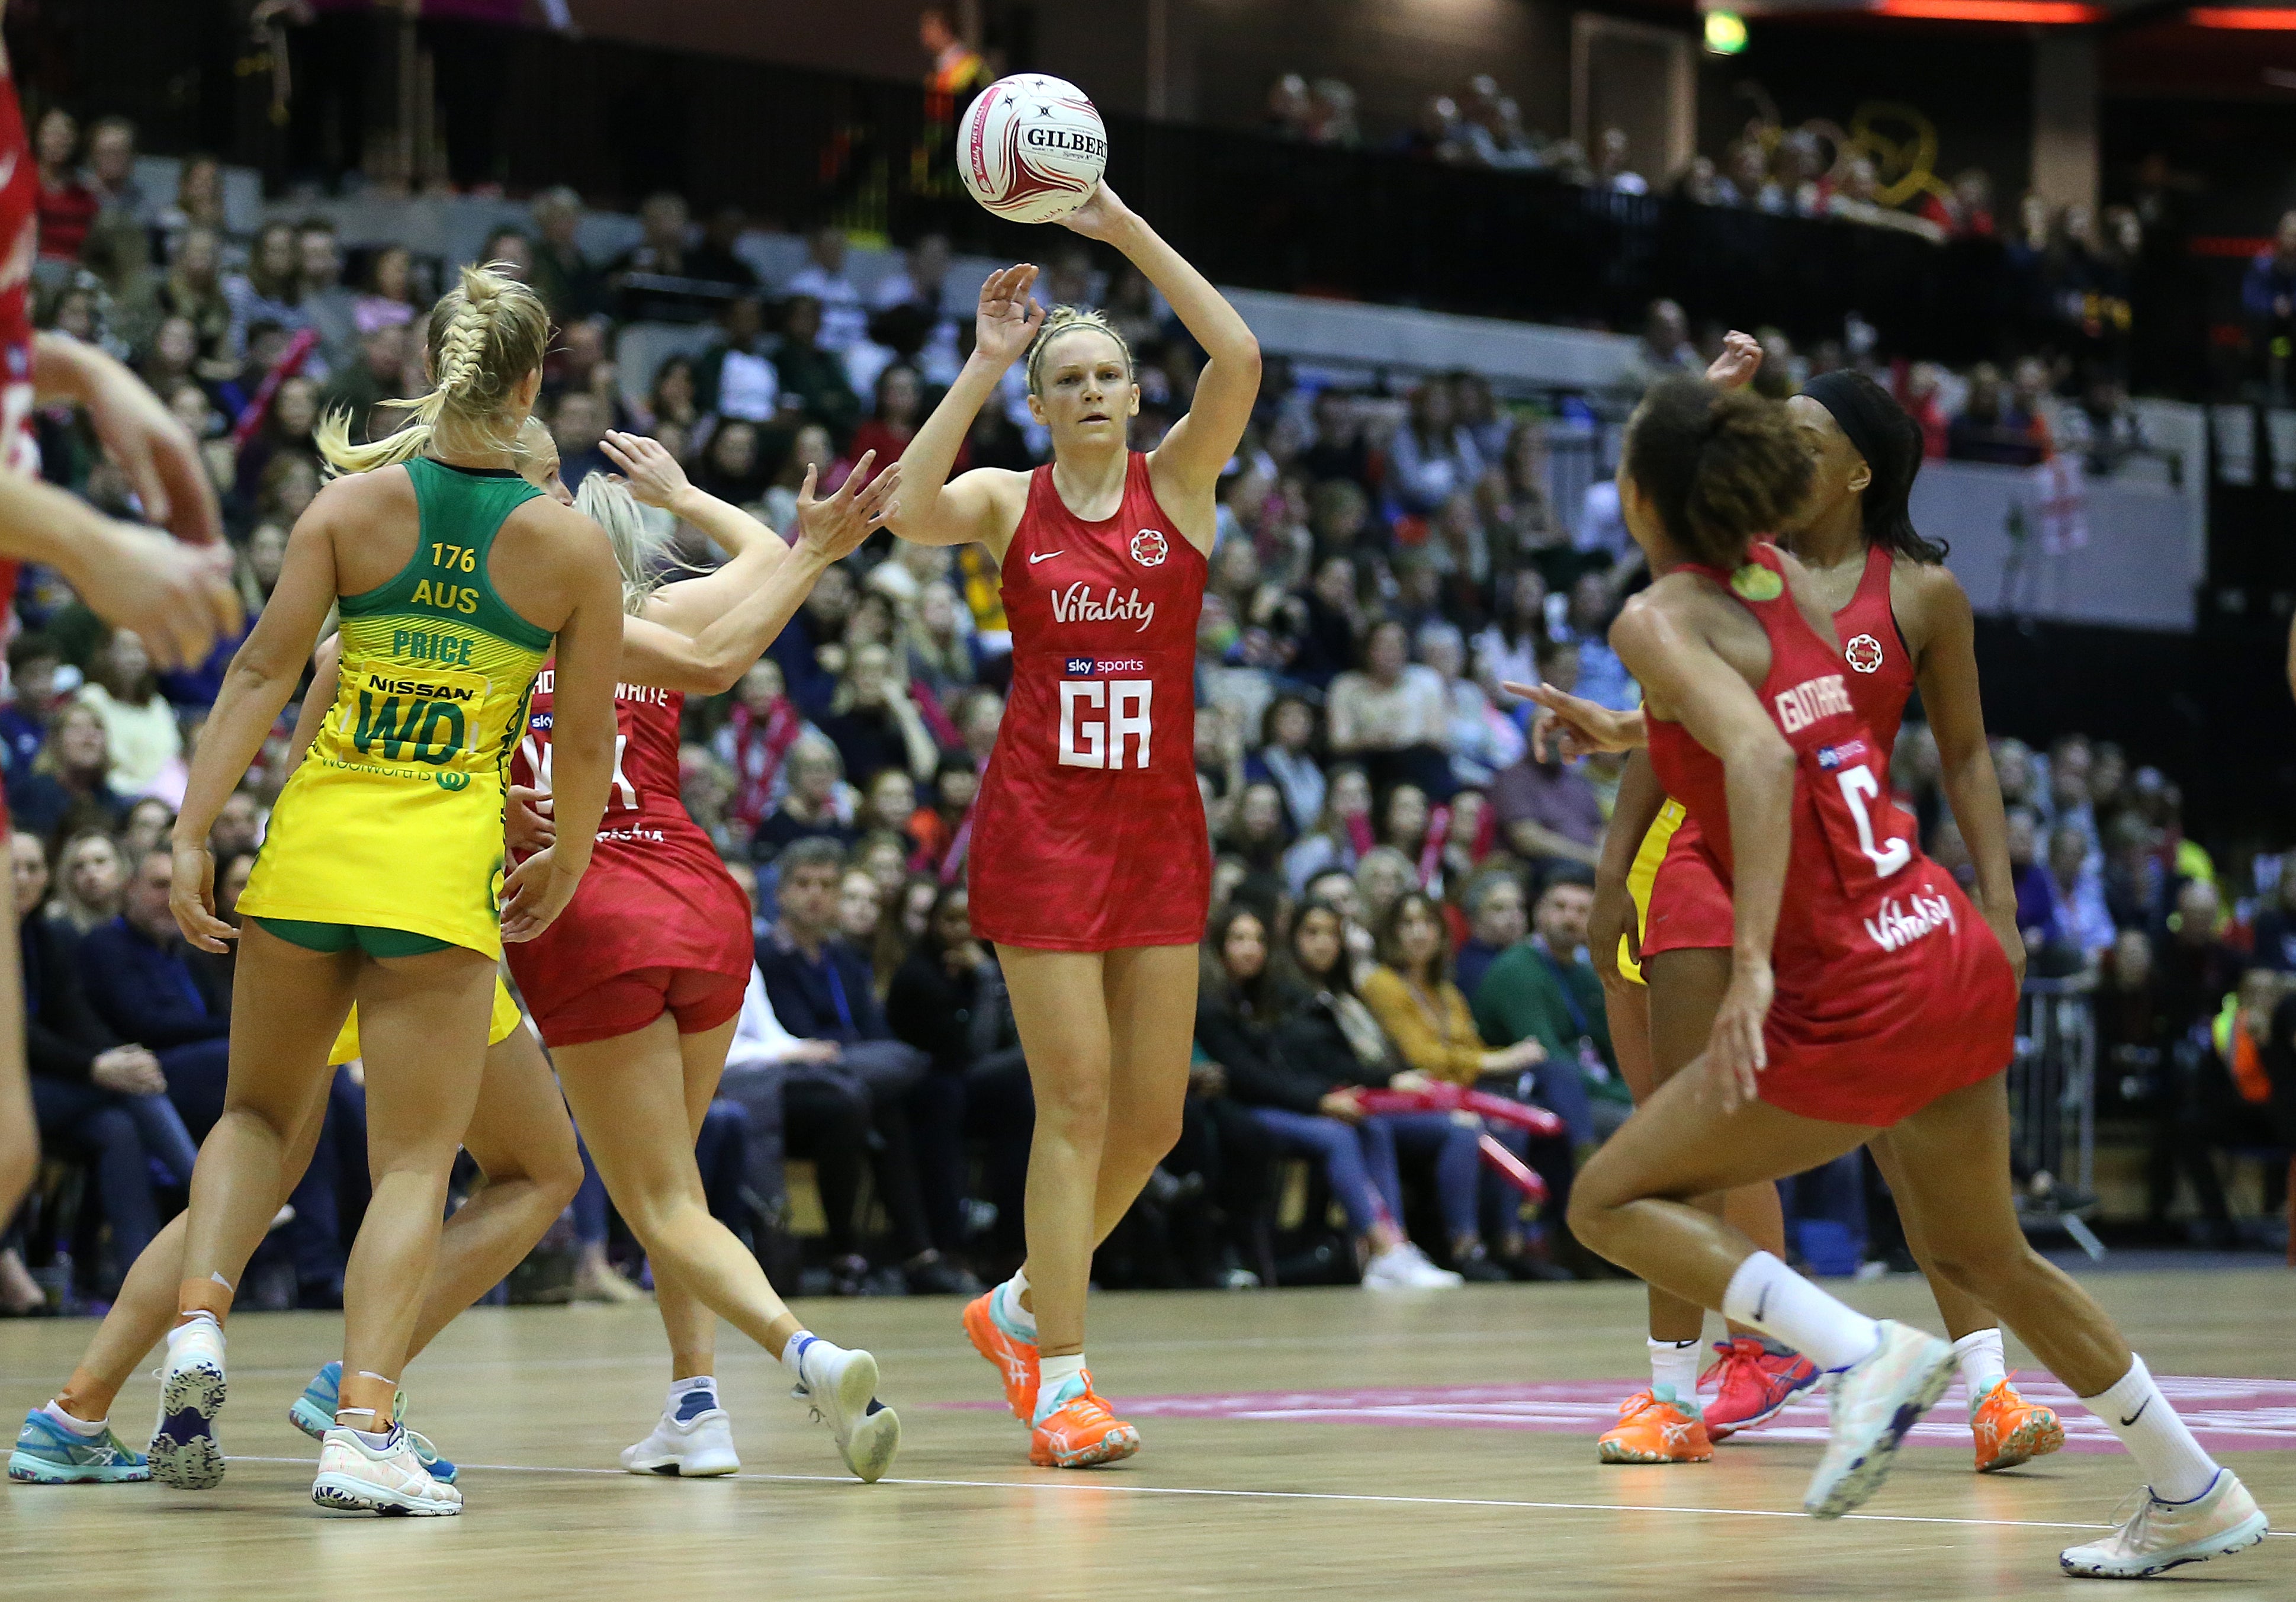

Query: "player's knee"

xmin=1565 ymin=1173 xmax=1620 ymax=1250
xmin=1031 ymin=1060 xmax=1112 ymax=1135
xmin=534 ymin=1137 xmax=585 ymax=1212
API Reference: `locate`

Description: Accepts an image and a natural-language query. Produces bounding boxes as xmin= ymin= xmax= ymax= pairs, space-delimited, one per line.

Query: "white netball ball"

xmin=958 ymin=75 xmax=1107 ymax=225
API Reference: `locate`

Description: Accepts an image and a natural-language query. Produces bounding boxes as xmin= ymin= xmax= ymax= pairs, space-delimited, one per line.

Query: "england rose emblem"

xmin=1845 ymin=633 xmax=1886 ymax=674
xmin=1129 ymin=528 xmax=1168 ymax=567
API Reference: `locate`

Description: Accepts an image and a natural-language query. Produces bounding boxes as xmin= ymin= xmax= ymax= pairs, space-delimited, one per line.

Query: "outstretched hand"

xmin=975 ymin=264 xmax=1046 ymax=368
xmin=598 ymin=431 xmax=690 ymax=509
xmin=794 ymin=450 xmax=901 ymax=563
xmin=1507 ymin=680 xmax=1646 ymax=761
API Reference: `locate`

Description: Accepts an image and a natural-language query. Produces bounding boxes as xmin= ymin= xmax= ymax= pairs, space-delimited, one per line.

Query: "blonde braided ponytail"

xmin=316 ymin=261 xmax=551 ymax=476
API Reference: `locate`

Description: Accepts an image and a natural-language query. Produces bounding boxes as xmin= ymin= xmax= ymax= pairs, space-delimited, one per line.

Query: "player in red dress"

xmin=1554 ymin=378 xmax=2265 ymax=1577
xmin=887 ymin=181 xmax=1258 ymax=1468
xmin=505 ymin=434 xmax=907 ymax=1481
xmin=0 ymin=21 xmax=242 ymax=1225
xmin=1535 ymin=358 xmax=2060 ymax=1472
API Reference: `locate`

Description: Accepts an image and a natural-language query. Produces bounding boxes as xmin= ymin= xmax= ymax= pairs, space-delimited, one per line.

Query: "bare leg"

xmin=336 ymin=944 xmax=495 ymax=1421
xmin=1087 ymin=945 xmax=1195 ymax=1248
xmin=0 ymin=916 xmax=35 ymax=1223
xmin=555 ymin=1016 xmax=800 ymax=1360
xmin=654 ymin=1023 xmax=736 ymax=1382
xmin=997 ymin=946 xmax=1113 ymax=1360
xmin=1866 ymin=1128 xmax=1996 ymax=1344
xmin=179 ymin=923 xmax=358 ymax=1305
xmin=403 ymin=1023 xmax=582 ymax=1363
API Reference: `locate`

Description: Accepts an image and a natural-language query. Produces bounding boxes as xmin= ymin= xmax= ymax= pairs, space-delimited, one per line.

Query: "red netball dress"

xmin=968 ymin=451 xmax=1211 ymax=951
xmin=1643 ymin=544 xmax=2014 ymax=1126
xmin=504 ymin=670 xmax=752 ymax=1046
xmin=1642 ymin=542 xmax=1910 ymax=961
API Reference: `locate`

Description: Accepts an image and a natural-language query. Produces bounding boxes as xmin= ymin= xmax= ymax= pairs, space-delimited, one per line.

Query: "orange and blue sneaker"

xmin=1970 ymin=1376 xmax=2064 ymax=1473
xmin=1029 ymin=1369 xmax=1141 ymax=1469
xmin=1701 ymin=1334 xmax=1822 ymax=1440
xmin=1596 ymin=1387 xmax=1713 ymax=1464
xmin=962 ymin=1285 xmax=1039 ymax=1423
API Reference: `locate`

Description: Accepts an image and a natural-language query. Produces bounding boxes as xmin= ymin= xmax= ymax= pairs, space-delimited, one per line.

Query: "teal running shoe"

xmin=288 ymin=1362 xmax=457 ymax=1485
xmin=8 ymin=1407 xmax=151 ymax=1484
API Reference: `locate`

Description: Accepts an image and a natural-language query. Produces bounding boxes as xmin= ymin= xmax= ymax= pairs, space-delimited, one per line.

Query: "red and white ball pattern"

xmin=958 ymin=75 xmax=1107 ymax=225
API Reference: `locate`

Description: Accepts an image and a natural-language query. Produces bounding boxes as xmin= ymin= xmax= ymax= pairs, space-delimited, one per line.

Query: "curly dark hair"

xmin=1623 ymin=377 xmax=1813 ymax=570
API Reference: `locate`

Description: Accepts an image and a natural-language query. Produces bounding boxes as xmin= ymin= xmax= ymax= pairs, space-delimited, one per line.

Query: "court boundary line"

xmin=224 ymin=1455 xmax=2294 ymax=1539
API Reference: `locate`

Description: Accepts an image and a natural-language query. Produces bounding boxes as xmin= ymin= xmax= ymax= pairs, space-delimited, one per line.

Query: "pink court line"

xmin=224 ymin=1456 xmax=2295 ymax=1540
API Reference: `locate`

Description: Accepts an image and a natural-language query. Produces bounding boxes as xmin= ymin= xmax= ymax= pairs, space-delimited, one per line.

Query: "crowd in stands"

xmin=1 ymin=97 xmax=2286 ymax=1321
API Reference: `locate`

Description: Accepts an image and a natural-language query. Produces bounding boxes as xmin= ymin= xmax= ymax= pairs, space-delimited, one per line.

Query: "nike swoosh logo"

xmin=1754 ymin=1286 xmax=1771 ymax=1322
xmin=2121 ymin=1398 xmax=2151 ymax=1427
xmin=1029 ymin=550 xmax=1064 ymax=564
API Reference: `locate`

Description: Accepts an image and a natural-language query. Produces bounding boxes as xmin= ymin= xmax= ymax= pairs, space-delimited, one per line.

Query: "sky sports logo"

xmin=1065 ymin=657 xmax=1148 ymax=676
xmin=1815 ymin=739 xmax=1868 ymax=770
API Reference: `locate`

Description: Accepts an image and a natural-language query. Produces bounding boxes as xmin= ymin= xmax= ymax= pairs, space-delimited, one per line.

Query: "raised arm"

xmin=36 ymin=329 xmax=224 ymax=548
xmin=1906 ymin=566 xmax=2024 ymax=984
xmin=1058 ymin=185 xmax=1261 ymax=517
xmin=1612 ymin=598 xmax=1794 ymax=1110
xmin=0 ymin=470 xmax=240 ymax=672
xmin=885 ymin=264 xmax=1040 ymax=553
xmin=168 ymin=482 xmax=347 ymax=949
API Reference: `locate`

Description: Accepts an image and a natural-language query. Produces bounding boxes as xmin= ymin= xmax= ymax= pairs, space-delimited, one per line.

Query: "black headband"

xmin=1799 ymin=372 xmax=1898 ymax=478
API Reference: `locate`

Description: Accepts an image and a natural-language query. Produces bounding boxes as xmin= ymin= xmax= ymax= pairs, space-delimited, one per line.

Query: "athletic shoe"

xmin=149 ymin=1317 xmax=228 ymax=1490
xmin=8 ymin=1408 xmax=150 ymax=1484
xmin=1361 ymin=1243 xmax=1465 ymax=1290
xmin=1029 ymin=1371 xmax=1141 ymax=1469
xmin=789 ymin=1334 xmax=900 ymax=1484
xmin=1702 ymin=1335 xmax=1821 ymax=1440
xmin=1803 ymin=1321 xmax=1957 ymax=1519
xmin=2059 ymin=1470 xmax=2269 ymax=1579
xmin=310 ymin=1426 xmax=461 ymax=1516
xmin=621 ymin=1390 xmax=740 ymax=1477
xmin=288 ymin=1361 xmax=458 ymax=1484
xmin=1970 ymin=1377 xmax=2064 ymax=1473
xmin=963 ymin=1288 xmax=1040 ymax=1422
xmin=1597 ymin=1388 xmax=1713 ymax=1465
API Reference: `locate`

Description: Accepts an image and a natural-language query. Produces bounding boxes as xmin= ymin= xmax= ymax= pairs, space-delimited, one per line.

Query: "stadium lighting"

xmin=1871 ymin=0 xmax=2102 ymax=17
xmin=2188 ymin=6 xmax=2296 ymax=24
xmin=1704 ymin=10 xmax=1751 ymax=51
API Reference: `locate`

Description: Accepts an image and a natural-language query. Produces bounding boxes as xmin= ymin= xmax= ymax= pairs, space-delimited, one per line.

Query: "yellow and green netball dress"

xmin=238 ymin=460 xmax=553 ymax=960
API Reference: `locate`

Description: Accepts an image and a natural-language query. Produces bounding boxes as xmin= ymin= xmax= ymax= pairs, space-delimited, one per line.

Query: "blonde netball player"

xmin=146 ymin=262 xmax=622 ymax=1516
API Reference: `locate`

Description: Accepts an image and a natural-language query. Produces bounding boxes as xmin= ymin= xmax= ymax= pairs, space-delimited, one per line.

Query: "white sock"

xmin=169 ymin=1310 xmax=220 ymax=1340
xmin=666 ymin=1374 xmax=718 ymax=1416
xmin=1719 ymin=1252 xmax=1882 ymax=1373
xmin=1037 ymin=1352 xmax=1086 ymax=1417
xmin=2080 ymin=1354 xmax=2218 ymax=1504
xmin=42 ymin=1401 xmax=104 ymax=1436
xmin=352 ymin=1426 xmax=395 ymax=1450
xmin=997 ymin=1272 xmax=1037 ymax=1338
xmin=1648 ymin=1338 xmax=1701 ymax=1404
xmin=1953 ymin=1328 xmax=2007 ymax=1407
xmin=779 ymin=1331 xmax=817 ymax=1385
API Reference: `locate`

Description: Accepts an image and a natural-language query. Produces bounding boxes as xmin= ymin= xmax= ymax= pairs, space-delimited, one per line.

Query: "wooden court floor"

xmin=2 ymin=1270 xmax=2291 ymax=1600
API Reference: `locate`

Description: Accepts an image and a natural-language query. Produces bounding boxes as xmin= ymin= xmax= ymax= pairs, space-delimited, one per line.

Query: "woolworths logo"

xmin=435 ymin=771 xmax=470 ymax=792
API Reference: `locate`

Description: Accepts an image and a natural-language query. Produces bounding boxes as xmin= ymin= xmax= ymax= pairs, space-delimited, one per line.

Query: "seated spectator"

xmin=316 ymin=320 xmax=412 ymax=448
xmin=752 ymin=839 xmax=962 ymax=1293
xmin=15 ymin=831 xmax=186 ymax=1286
xmin=1354 ymin=844 xmax=1415 ymax=931
xmin=2018 ymin=821 xmax=2115 ymax=970
xmin=685 ymin=204 xmax=762 ymax=296
xmin=352 ymin=243 xmax=419 ymax=336
xmin=785 ymin=226 xmax=871 ymax=356
xmin=550 ymin=389 xmax=614 ymax=490
xmin=1247 ymin=694 xmax=1325 ymax=839
xmin=642 ymin=352 xmax=702 ymax=438
xmin=1222 ymin=780 xmax=1291 ymax=877
xmin=296 ymin=217 xmax=358 ymax=367
xmin=9 ymin=704 xmax=129 ymax=842
xmin=1947 ymin=363 xmax=2043 ymax=466
xmin=696 ymin=295 xmax=781 ymax=424
xmin=47 ymin=830 xmax=126 ymax=936
xmin=909 ymin=750 xmax=980 ymax=881
xmin=33 ymin=108 xmax=97 ymax=266
xmin=76 ymin=846 xmax=232 ymax=1142
xmin=1488 ymin=733 xmax=1601 ymax=872
xmin=1 ymin=633 xmax=66 ymax=781
xmin=1418 ymin=620 xmax=1521 ymax=789
xmin=751 ymin=735 xmax=853 ymax=865
xmin=1472 ymin=865 xmax=1633 ymax=1144
xmin=1359 ymin=891 xmax=1546 ymax=1091
xmin=761 ymin=423 xmax=834 ymax=537
xmin=1327 ymin=620 xmax=1452 ymax=798
xmin=1282 ymin=763 xmax=1370 ymax=894
xmin=1919 ymin=168 xmax=1998 ymax=239
xmin=1199 ymin=903 xmax=1462 ymax=1289
xmin=77 ymin=628 xmax=184 ymax=801
xmin=846 ymin=364 xmax=954 ymax=484
xmin=528 ymin=185 xmax=602 ymax=320
xmin=775 ymin=296 xmax=861 ymax=442
xmin=1387 ymin=381 xmax=1484 ymax=515
xmin=1594 ymin=127 xmax=1647 ymax=195
xmin=120 ymin=798 xmax=174 ymax=866
xmin=608 ymin=191 xmax=694 ymax=299
xmin=1553 ymin=575 xmax=1636 ymax=711
xmin=854 ymin=767 xmax=921 ymax=856
xmin=903 ymin=577 xmax=977 ymax=704
xmin=885 ymin=884 xmax=1030 ymax=1274
xmin=820 ymin=642 xmax=937 ymax=788
xmin=1454 ymin=866 xmax=1525 ymax=1000
xmin=224 ymin=221 xmax=309 ymax=359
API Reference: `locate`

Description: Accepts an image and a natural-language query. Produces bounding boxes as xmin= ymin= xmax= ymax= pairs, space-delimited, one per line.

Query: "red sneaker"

xmin=1700 ymin=1335 xmax=1821 ymax=1440
xmin=962 ymin=1290 xmax=1039 ymax=1423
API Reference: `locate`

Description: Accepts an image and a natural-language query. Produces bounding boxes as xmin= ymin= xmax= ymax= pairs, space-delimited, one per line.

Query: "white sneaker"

xmin=149 ymin=1317 xmax=227 ymax=1490
xmin=789 ymin=1335 xmax=901 ymax=1484
xmin=1362 ymin=1243 xmax=1465 ymax=1290
xmin=1803 ymin=1320 xmax=1957 ymax=1518
xmin=312 ymin=1426 xmax=463 ymax=1516
xmin=620 ymin=1399 xmax=741 ymax=1477
xmin=2060 ymin=1470 xmax=2269 ymax=1579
